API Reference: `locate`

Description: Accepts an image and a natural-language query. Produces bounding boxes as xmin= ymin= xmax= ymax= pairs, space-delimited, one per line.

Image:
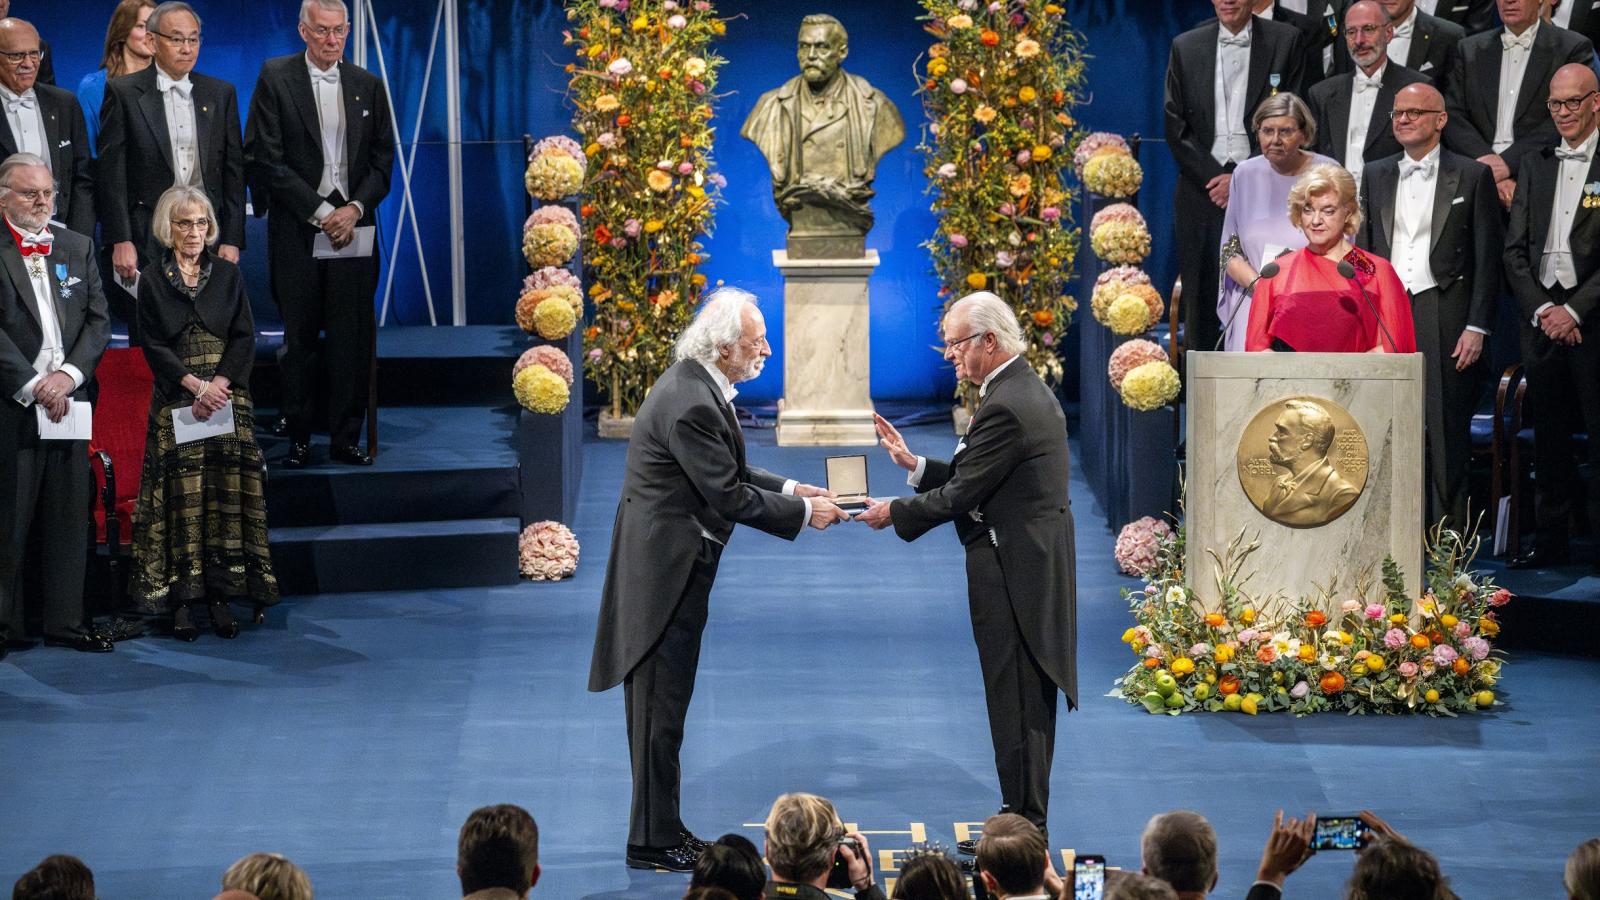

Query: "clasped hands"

xmin=1538 ymin=304 xmax=1583 ymax=346
xmin=182 ymin=373 xmax=232 ymax=421
xmin=32 ymin=371 xmax=75 ymax=422
xmin=320 ymin=204 xmax=362 ymax=249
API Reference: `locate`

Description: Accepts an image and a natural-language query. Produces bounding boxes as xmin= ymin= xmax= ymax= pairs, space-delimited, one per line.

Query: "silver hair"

xmin=674 ymin=287 xmax=758 ymax=367
xmin=147 ymin=1 xmax=201 ymax=36
xmin=0 ymin=152 xmax=52 ymax=191
xmin=1251 ymin=91 xmax=1318 ymax=146
xmin=1140 ymin=811 xmax=1218 ymax=894
xmin=947 ymin=291 xmax=1026 ymax=355
xmin=151 ymin=185 xmax=219 ymax=247
xmin=300 ymin=0 xmax=349 ymax=26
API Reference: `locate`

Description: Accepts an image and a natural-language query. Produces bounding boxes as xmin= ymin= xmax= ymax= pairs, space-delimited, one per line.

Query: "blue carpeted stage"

xmin=2 ymin=410 xmax=1598 ymax=897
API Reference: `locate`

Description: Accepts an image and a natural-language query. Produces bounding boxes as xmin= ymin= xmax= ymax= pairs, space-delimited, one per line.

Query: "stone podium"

xmin=772 ymin=249 xmax=878 ymax=446
xmin=1185 ymin=351 xmax=1426 ymax=608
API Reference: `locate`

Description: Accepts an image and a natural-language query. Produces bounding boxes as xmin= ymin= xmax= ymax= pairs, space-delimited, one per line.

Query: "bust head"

xmin=797 ymin=14 xmax=847 ymax=89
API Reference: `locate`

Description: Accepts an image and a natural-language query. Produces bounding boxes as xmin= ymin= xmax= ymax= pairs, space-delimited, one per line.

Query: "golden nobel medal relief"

xmin=1236 ymin=396 xmax=1368 ymax=528
xmin=825 ymin=454 xmax=871 ymax=512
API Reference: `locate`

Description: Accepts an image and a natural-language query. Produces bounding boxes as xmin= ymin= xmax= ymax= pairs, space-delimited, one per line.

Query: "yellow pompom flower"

xmin=530 ymin=297 xmax=577 ymax=340
xmin=1018 ymin=86 xmax=1037 ymax=103
xmin=1106 ymin=293 xmax=1152 ymax=336
xmin=1170 ymin=657 xmax=1195 ymax=676
xmin=513 ymin=364 xmax=571 ymax=414
xmin=524 ymin=154 xmax=585 ymax=201
xmin=646 ymin=169 xmax=674 ymax=193
xmin=522 ymin=223 xmax=579 ymax=269
xmin=1090 ymin=220 xmax=1152 ymax=265
xmin=593 ymin=93 xmax=620 ymax=113
xmin=974 ymin=105 xmax=998 ymax=125
xmin=1083 ymin=152 xmax=1144 ymax=199
xmin=1032 ymin=143 xmax=1052 ymax=162
xmin=1119 ymin=360 xmax=1181 ymax=411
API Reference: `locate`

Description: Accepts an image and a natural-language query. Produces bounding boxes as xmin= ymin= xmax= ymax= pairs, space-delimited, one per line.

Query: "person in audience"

xmin=1218 ymin=92 xmax=1336 ymax=350
xmin=1442 ymin=0 xmax=1594 ymax=207
xmin=1359 ymin=81 xmax=1502 ymax=528
xmin=1104 ymin=872 xmax=1179 ymax=900
xmin=689 ymin=835 xmax=765 ymax=900
xmin=889 ymin=851 xmax=966 ymax=900
xmin=1344 ymin=837 xmax=1453 ymax=899
xmin=245 ymin=0 xmax=396 ymax=468
xmin=1140 ymin=809 xmax=1313 ymax=900
xmin=1545 ymin=0 xmax=1600 ymax=51
xmin=684 ymin=890 xmax=739 ymax=900
xmin=1376 ymin=0 xmax=1468 ymax=78
xmin=1502 ymin=63 xmax=1600 ymax=569
xmin=1253 ymin=0 xmax=1341 ymax=88
xmin=131 ymin=185 xmax=278 ymax=640
xmin=973 ymin=814 xmax=1049 ymax=900
xmin=214 ymin=892 xmax=262 ymax=900
xmin=0 ymin=18 xmax=94 ymax=237
xmin=1309 ymin=1 xmax=1432 ymax=182
xmin=220 ymin=853 xmax=312 ymax=900
xmin=588 ymin=289 xmax=845 ymax=872
xmin=11 ymin=855 xmax=94 ymax=900
xmin=0 ymin=152 xmax=112 ymax=660
xmin=1166 ymin=0 xmax=1308 ymax=357
xmin=763 ymin=793 xmax=884 ymax=900
xmin=1245 ymin=162 xmax=1419 ymax=351
xmin=1567 ymin=837 xmax=1600 ymax=900
xmin=457 ymin=803 xmax=540 ymax=899
xmin=98 ymin=1 xmax=245 ymax=314
xmin=75 ymin=0 xmax=157 ymax=155
xmin=0 ymin=2 xmax=49 ymax=85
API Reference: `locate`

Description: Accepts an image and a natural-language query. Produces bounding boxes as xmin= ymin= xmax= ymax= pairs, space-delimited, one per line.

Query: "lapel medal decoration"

xmin=1269 ymin=73 xmax=1281 ymax=96
xmin=55 ymin=263 xmax=71 ymax=299
xmin=1584 ymin=181 xmax=1600 ymax=209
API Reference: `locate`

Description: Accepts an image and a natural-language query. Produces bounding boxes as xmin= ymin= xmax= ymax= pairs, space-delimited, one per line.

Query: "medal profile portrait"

xmin=1236 ymin=397 xmax=1368 ymax=528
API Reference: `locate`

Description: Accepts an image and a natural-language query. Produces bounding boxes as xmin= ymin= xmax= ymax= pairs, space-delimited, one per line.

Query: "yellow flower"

xmin=1083 ymin=153 xmax=1144 ymax=199
xmin=1440 ymin=614 xmax=1459 ymax=628
xmin=643 ymin=219 xmax=665 ymax=233
xmin=631 ymin=14 xmax=649 ymax=31
xmin=1121 ymin=627 xmax=1138 ymax=644
xmin=1119 ymin=360 xmax=1181 ymax=412
xmin=1297 ymin=644 xmax=1317 ymax=663
xmin=1018 ymin=86 xmax=1037 ymax=103
xmin=1170 ymin=657 xmax=1195 ymax=676
xmin=1044 ymin=3 xmax=1064 ymax=13
xmin=1366 ymin=654 xmax=1386 ymax=671
xmin=1105 ymin=293 xmax=1153 ymax=336
xmin=928 ymin=57 xmax=950 ymax=78
xmin=966 ymin=272 xmax=987 ymax=290
xmin=1240 ymin=607 xmax=1256 ymax=624
xmin=712 ymin=20 xmax=725 ymax=35
xmin=1008 ymin=173 xmax=1032 ymax=198
xmin=1389 ymin=613 xmax=1407 ymax=625
xmin=684 ymin=56 xmax=707 ymax=78
xmin=1214 ymin=644 xmax=1234 ymax=663
xmin=947 ymin=13 xmax=973 ymax=28
xmin=646 ymin=169 xmax=674 ymax=193
xmin=1014 ymin=38 xmax=1041 ymax=59
xmin=530 ymin=297 xmax=577 ymax=340
xmin=594 ymin=94 xmax=620 ymax=113
xmin=973 ymin=105 xmax=997 ymax=125
xmin=513 ymin=365 xmax=571 ymax=414
xmin=1032 ymin=144 xmax=1053 ymax=161
xmin=1338 ymin=630 xmax=1353 ymax=645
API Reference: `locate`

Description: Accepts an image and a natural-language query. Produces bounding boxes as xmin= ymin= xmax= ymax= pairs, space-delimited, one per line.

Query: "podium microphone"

xmin=1336 ymin=259 xmax=1399 ymax=352
xmin=1214 ymin=257 xmax=1284 ymax=351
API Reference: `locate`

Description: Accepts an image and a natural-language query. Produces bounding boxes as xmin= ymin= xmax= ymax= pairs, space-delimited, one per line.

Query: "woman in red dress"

xmin=1245 ymin=163 xmax=1417 ymax=354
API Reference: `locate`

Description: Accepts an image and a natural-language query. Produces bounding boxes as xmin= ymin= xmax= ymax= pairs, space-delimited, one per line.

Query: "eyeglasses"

xmin=170 ymin=217 xmax=211 ymax=232
xmin=1547 ymin=90 xmax=1599 ymax=113
xmin=940 ymin=331 xmax=988 ymax=354
xmin=305 ymin=23 xmax=350 ymax=39
xmin=0 ymin=49 xmax=42 ymax=65
xmin=1342 ymin=23 xmax=1384 ymax=38
xmin=1257 ymin=126 xmax=1301 ymax=140
xmin=1389 ymin=107 xmax=1445 ymax=121
xmin=8 ymin=188 xmax=55 ymax=202
xmin=151 ymin=31 xmax=202 ymax=47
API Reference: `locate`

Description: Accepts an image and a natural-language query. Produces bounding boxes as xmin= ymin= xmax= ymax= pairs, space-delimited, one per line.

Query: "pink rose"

xmin=1365 ymin=603 xmax=1386 ymax=620
xmin=1490 ymin=588 xmax=1512 ymax=607
xmin=1461 ymin=636 xmax=1490 ymax=660
xmin=677 ymin=162 xmax=695 ymax=175
xmin=1383 ymin=628 xmax=1406 ymax=650
xmin=998 ymin=202 xmax=1016 ymax=216
xmin=948 ymin=233 xmax=968 ymax=248
xmin=1453 ymin=622 xmax=1472 ymax=639
xmin=1015 ymin=149 xmax=1032 ymax=165
xmin=667 ymin=14 xmax=687 ymax=29
xmin=1341 ymin=598 xmax=1362 ymax=613
xmin=1432 ymin=645 xmax=1458 ymax=666
xmin=624 ymin=219 xmax=642 ymax=238
xmin=1041 ymin=206 xmax=1060 ymax=221
xmin=1398 ymin=661 xmax=1419 ymax=678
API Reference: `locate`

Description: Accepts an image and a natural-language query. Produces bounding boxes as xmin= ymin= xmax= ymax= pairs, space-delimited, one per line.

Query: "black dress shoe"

xmin=44 ymin=632 xmax=115 ymax=652
xmin=625 ymin=840 xmax=700 ymax=872
xmin=330 ymin=444 xmax=373 ymax=466
xmin=679 ymin=831 xmax=711 ymax=854
xmin=283 ymin=441 xmax=312 ymax=469
xmin=209 ymin=601 xmax=239 ymax=639
xmin=173 ymin=605 xmax=199 ymax=642
xmin=1507 ymin=545 xmax=1570 ymax=569
xmin=271 ymin=416 xmax=290 ymax=437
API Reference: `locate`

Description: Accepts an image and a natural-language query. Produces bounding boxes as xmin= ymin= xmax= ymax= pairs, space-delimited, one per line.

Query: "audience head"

xmin=974 ymin=814 xmax=1048 ymax=899
xmin=101 ymin=0 xmax=157 ymax=77
xmin=1106 ymin=871 xmax=1180 ymax=900
xmin=689 ymin=834 xmax=766 ymax=900
xmin=764 ymin=792 xmax=844 ymax=885
xmin=299 ymin=0 xmax=348 ymax=71
xmin=1548 ymin=64 xmax=1600 ymax=145
xmin=1212 ymin=0 xmax=1251 ymax=32
xmin=674 ymin=286 xmax=770 ymax=384
xmin=1498 ymin=0 xmax=1539 ymax=32
xmin=153 ymin=185 xmax=220 ymax=253
xmin=942 ymin=291 xmax=1025 ymax=385
xmin=0 ymin=17 xmax=41 ymax=95
xmin=213 ymin=892 xmax=262 ymax=900
xmin=1565 ymin=838 xmax=1600 ymax=900
xmin=1343 ymin=2 xmax=1393 ymax=73
xmin=12 ymin=855 xmax=94 ymax=900
xmin=890 ymin=850 xmax=966 ymax=900
xmin=683 ymin=889 xmax=739 ymax=900
xmin=1287 ymin=164 xmax=1361 ymax=251
xmin=0 ymin=152 xmax=53 ymax=232
xmin=457 ymin=804 xmax=540 ymax=898
xmin=1141 ymin=811 xmax=1220 ymax=896
xmin=1251 ymin=92 xmax=1316 ymax=169
xmin=1391 ymin=83 xmax=1448 ymax=154
xmin=1377 ymin=0 xmax=1416 ymax=20
xmin=1343 ymin=836 xmax=1450 ymax=900
xmin=220 ymin=853 xmax=312 ymax=900
xmin=146 ymin=1 xmax=201 ymax=77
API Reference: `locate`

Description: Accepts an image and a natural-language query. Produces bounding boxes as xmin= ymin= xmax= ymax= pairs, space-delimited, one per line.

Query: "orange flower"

xmin=980 ymin=29 xmax=1000 ymax=46
xmin=1319 ymin=672 xmax=1346 ymax=694
xmin=616 ymin=114 xmax=632 ymax=128
xmin=1256 ymin=645 xmax=1277 ymax=664
xmin=1218 ymin=674 xmax=1241 ymax=695
xmin=1204 ymin=612 xmax=1227 ymax=628
xmin=1142 ymin=657 xmax=1160 ymax=669
xmin=580 ymin=204 xmax=597 ymax=218
xmin=1305 ymin=610 xmax=1327 ymax=628
xmin=1410 ymin=633 xmax=1431 ymax=650
xmin=1452 ymin=658 xmax=1471 ymax=676
xmin=1032 ymin=309 xmax=1054 ymax=327
xmin=593 ymin=223 xmax=612 ymax=244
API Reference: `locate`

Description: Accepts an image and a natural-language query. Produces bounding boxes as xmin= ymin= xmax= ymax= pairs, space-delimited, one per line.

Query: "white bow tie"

xmin=4 ymin=90 xmax=36 ymax=114
xmin=1400 ymin=157 xmax=1436 ymax=179
xmin=158 ymin=73 xmax=193 ymax=97
xmin=19 ymin=229 xmax=53 ymax=254
xmin=1354 ymin=74 xmax=1381 ymax=94
xmin=1392 ymin=19 xmax=1414 ymax=39
xmin=1555 ymin=145 xmax=1592 ymax=163
xmin=1500 ymin=31 xmax=1533 ymax=51
xmin=1219 ymin=30 xmax=1250 ymax=48
xmin=309 ymin=66 xmax=339 ymax=85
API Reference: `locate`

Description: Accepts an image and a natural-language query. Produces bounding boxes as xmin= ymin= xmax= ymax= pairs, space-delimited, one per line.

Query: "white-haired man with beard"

xmin=587 ymin=286 xmax=848 ymax=872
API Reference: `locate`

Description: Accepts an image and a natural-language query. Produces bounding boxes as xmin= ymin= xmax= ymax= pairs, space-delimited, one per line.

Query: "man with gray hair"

xmin=0 ymin=17 xmax=93 ymax=236
xmin=1140 ymin=809 xmax=1314 ymax=899
xmin=588 ymin=287 xmax=847 ymax=871
xmin=860 ymin=291 xmax=1076 ymax=847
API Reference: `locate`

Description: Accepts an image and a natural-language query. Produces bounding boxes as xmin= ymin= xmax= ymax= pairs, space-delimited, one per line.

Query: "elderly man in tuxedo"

xmin=1167 ymin=0 xmax=1307 ymax=356
xmin=0 ymin=19 xmax=92 ymax=237
xmin=98 ymin=1 xmax=244 ymax=300
xmin=1502 ymin=64 xmax=1600 ymax=569
xmin=0 ymin=153 xmax=111 ymax=658
xmin=1311 ymin=1 xmax=1434 ymax=181
xmin=860 ymin=292 xmax=1077 ymax=849
xmin=1443 ymin=0 xmax=1595 ymax=207
xmin=588 ymin=287 xmax=848 ymax=872
xmin=1359 ymin=82 xmax=1502 ymax=528
xmin=1545 ymin=0 xmax=1600 ymax=56
xmin=245 ymin=0 xmax=394 ymax=468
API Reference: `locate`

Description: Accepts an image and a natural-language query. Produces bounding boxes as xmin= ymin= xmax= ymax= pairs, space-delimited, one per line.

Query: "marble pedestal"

xmin=772 ymin=249 xmax=878 ymax=446
xmin=1185 ymin=351 xmax=1425 ymax=610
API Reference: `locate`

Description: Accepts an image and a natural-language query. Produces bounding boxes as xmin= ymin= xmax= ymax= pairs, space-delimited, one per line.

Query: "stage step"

xmin=269 ymin=517 xmax=522 ymax=596
xmin=251 ymin=325 xmax=528 ymax=407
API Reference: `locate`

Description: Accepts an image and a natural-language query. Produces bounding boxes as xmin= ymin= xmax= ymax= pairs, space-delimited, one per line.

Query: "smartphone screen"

xmin=1312 ymin=816 xmax=1366 ymax=851
xmin=1072 ymin=854 xmax=1105 ymax=900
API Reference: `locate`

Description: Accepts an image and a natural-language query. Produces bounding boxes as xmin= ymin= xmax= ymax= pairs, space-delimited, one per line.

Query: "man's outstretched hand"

xmin=857 ymin=497 xmax=892 ymax=530
xmin=809 ymin=497 xmax=850 ymax=530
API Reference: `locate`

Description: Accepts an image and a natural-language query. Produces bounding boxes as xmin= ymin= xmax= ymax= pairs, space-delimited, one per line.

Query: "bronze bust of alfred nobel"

xmin=740 ymin=13 xmax=905 ymax=259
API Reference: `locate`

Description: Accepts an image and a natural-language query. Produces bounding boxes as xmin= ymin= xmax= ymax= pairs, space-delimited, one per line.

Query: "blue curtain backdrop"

xmin=37 ymin=0 xmax=1209 ymax=402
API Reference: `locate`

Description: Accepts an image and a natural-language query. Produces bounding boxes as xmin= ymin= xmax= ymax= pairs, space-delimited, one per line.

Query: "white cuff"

xmin=59 ymin=364 xmax=85 ymax=390
xmin=782 ymin=479 xmax=797 ymax=495
xmin=1532 ymin=301 xmax=1554 ymax=327
xmin=14 ymin=374 xmax=41 ymax=405
xmin=1464 ymin=325 xmax=1490 ymax=336
xmin=907 ymin=456 xmax=927 ymax=488
xmin=1566 ymin=304 xmax=1584 ymax=326
xmin=349 ymin=200 xmax=365 ymax=217
xmin=800 ymin=496 xmax=812 ymax=529
xmin=311 ymin=201 xmax=336 ymax=225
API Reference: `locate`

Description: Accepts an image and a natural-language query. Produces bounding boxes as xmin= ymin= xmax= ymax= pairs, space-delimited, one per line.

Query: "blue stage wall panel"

xmin=37 ymin=0 xmax=1210 ymax=401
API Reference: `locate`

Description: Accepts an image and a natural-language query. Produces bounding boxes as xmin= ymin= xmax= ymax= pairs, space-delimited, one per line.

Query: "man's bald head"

xmin=1549 ymin=63 xmax=1600 ymax=145
xmin=1391 ymin=82 xmax=1448 ymax=154
xmin=0 ymin=18 xmax=40 ymax=94
xmin=1553 ymin=62 xmax=1600 ymax=96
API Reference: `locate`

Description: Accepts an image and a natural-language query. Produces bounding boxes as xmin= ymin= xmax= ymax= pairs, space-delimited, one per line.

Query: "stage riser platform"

xmin=269 ymin=518 xmax=522 ymax=595
xmin=249 ymin=325 xmax=530 ymax=408
xmin=266 ymin=466 xmax=519 ymax=529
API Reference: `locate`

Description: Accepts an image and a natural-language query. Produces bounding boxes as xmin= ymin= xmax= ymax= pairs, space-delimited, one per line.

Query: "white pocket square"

xmin=1420 ymin=62 xmax=1434 ymax=72
xmin=362 ymin=110 xmax=369 ymax=117
xmin=1452 ymin=196 xmax=1465 ymax=205
xmin=65 ymin=275 xmax=83 ymax=286
xmin=57 ymin=139 xmax=71 ymax=148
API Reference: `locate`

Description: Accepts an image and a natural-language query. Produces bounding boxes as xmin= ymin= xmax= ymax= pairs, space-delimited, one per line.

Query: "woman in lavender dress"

xmin=1216 ymin=92 xmax=1337 ymax=351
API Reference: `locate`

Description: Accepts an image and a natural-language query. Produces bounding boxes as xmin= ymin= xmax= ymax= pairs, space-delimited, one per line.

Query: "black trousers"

xmin=1174 ymin=175 xmax=1228 ymax=357
xmin=623 ymin=538 xmax=721 ymax=847
xmin=1521 ymin=308 xmax=1600 ymax=549
xmin=0 ymin=429 xmax=90 ymax=642
xmin=270 ymin=219 xmax=377 ymax=448
xmin=1411 ymin=286 xmax=1488 ymax=528
xmin=966 ymin=542 xmax=1058 ymax=832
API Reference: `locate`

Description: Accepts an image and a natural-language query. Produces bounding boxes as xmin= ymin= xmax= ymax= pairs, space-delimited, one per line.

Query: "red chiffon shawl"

xmin=1245 ymin=247 xmax=1417 ymax=353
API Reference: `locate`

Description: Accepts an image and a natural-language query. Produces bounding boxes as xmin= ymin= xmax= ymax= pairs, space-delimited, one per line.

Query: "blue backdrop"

xmin=37 ymin=0 xmax=1209 ymax=401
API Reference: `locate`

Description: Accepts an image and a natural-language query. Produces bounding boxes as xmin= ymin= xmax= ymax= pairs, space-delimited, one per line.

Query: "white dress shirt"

xmin=1390 ymin=7 xmax=1420 ymax=69
xmin=695 ymin=360 xmax=810 ymax=535
xmin=1417 ymin=0 xmax=1439 ymax=12
xmin=7 ymin=221 xmax=84 ymax=406
xmin=1 ymin=85 xmax=48 ymax=166
xmin=306 ymin=54 xmax=355 ymax=224
xmin=908 ymin=354 xmax=1020 ymax=489
xmin=1345 ymin=63 xmax=1387 ymax=179
xmin=1552 ymin=1 xmax=1575 ymax=28
xmin=1393 ymin=145 xmax=1442 ymax=295
xmin=1536 ymin=127 xmax=1597 ymax=325
xmin=157 ymin=66 xmax=201 ymax=187
xmin=1493 ymin=22 xmax=1539 ymax=154
xmin=1211 ymin=25 xmax=1254 ymax=166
